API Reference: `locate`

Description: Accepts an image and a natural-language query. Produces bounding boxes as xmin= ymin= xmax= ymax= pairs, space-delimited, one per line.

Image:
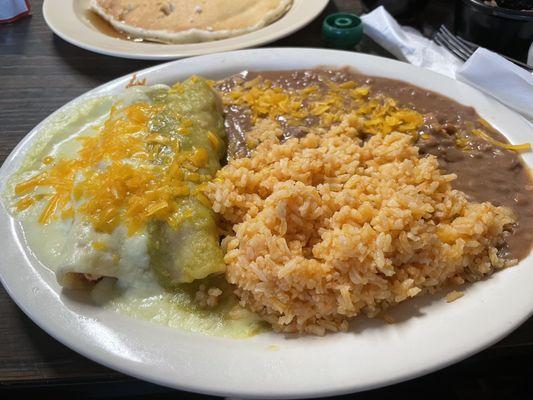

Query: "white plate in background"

xmin=1 ymin=49 xmax=533 ymax=399
xmin=42 ymin=0 xmax=329 ymax=60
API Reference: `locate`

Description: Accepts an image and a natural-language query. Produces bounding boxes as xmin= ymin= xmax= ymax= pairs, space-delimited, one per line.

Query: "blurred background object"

xmin=362 ymin=0 xmax=431 ymax=22
xmin=0 ymin=0 xmax=30 ymax=24
xmin=322 ymin=12 xmax=364 ymax=49
xmin=361 ymin=0 xmax=533 ymax=64
xmin=493 ymin=0 xmax=533 ymax=10
xmin=455 ymin=0 xmax=533 ymax=63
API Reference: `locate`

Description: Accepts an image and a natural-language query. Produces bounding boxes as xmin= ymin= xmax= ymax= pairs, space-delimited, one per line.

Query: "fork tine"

xmin=435 ymin=25 xmax=533 ymax=71
xmin=437 ymin=26 xmax=476 ymax=59
xmin=434 ymin=32 xmax=469 ymax=61
xmin=440 ymin=26 xmax=478 ymax=52
xmin=433 ymin=35 xmax=466 ymax=61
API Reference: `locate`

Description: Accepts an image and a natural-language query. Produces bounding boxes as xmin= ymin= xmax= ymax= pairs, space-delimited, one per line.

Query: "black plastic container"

xmin=362 ymin=0 xmax=430 ymax=22
xmin=455 ymin=0 xmax=533 ymax=62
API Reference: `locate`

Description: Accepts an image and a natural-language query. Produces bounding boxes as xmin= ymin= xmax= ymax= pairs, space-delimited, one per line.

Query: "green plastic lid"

xmin=322 ymin=13 xmax=363 ymax=50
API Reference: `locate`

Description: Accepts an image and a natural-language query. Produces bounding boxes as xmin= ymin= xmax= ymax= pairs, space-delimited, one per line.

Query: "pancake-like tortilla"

xmin=91 ymin=0 xmax=293 ymax=44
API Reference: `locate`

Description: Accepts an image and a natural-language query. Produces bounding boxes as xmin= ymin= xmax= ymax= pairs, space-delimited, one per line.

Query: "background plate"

xmin=1 ymin=49 xmax=533 ymax=399
xmin=42 ymin=0 xmax=329 ymax=60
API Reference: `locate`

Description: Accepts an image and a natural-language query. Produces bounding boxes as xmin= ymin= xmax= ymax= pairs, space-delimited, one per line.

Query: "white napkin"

xmin=361 ymin=6 xmax=533 ymax=122
xmin=457 ymin=48 xmax=533 ymax=120
xmin=361 ymin=6 xmax=463 ymax=77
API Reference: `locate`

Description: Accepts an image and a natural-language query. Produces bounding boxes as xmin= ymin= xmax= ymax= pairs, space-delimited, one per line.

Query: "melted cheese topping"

xmin=223 ymin=76 xmax=424 ymax=136
xmin=14 ymin=101 xmax=212 ymax=235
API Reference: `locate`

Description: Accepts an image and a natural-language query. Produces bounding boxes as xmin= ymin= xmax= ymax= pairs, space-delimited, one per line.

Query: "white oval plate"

xmin=1 ymin=49 xmax=533 ymax=399
xmin=42 ymin=0 xmax=329 ymax=60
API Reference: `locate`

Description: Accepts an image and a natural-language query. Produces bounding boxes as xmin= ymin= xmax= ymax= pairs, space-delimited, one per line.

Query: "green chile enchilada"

xmin=6 ymin=77 xmax=264 ymax=337
xmin=14 ymin=76 xmax=225 ymax=287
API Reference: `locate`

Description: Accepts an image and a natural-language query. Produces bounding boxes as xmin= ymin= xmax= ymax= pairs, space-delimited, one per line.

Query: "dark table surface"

xmin=1 ymin=1 xmax=533 ymax=399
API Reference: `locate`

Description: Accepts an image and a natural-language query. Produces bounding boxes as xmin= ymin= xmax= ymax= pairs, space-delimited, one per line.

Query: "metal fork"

xmin=433 ymin=25 xmax=533 ymax=72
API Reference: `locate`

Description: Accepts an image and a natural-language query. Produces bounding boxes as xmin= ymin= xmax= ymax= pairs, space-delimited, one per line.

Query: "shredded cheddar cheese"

xmin=475 ymin=119 xmax=531 ymax=152
xmin=221 ymin=76 xmax=424 ymax=136
xmin=92 ymin=241 xmax=107 ymax=250
xmin=14 ymin=101 xmax=217 ymax=235
xmin=15 ymin=196 xmax=34 ymax=212
xmin=42 ymin=156 xmax=54 ymax=165
xmin=207 ymin=131 xmax=220 ymax=151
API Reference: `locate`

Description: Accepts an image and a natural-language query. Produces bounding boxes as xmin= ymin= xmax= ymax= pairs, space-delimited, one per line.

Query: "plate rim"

xmin=42 ymin=0 xmax=330 ymax=60
xmin=2 ymin=48 xmax=533 ymax=399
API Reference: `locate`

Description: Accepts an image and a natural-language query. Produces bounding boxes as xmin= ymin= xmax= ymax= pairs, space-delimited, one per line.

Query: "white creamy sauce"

xmin=22 ymin=205 xmax=72 ymax=268
xmin=91 ymin=279 xmax=263 ymax=337
xmin=7 ymin=85 xmax=263 ymax=338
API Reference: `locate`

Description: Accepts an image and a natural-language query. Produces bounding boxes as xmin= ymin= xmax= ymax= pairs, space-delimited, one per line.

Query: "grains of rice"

xmin=206 ymin=115 xmax=516 ymax=335
xmin=195 ymin=284 xmax=223 ymax=308
xmin=446 ymin=290 xmax=464 ymax=303
xmin=382 ymin=314 xmax=395 ymax=324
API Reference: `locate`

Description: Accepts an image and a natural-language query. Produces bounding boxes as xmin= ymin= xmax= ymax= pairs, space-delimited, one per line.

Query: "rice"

xmin=446 ymin=290 xmax=464 ymax=303
xmin=206 ymin=115 xmax=516 ymax=335
xmin=195 ymin=284 xmax=223 ymax=308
